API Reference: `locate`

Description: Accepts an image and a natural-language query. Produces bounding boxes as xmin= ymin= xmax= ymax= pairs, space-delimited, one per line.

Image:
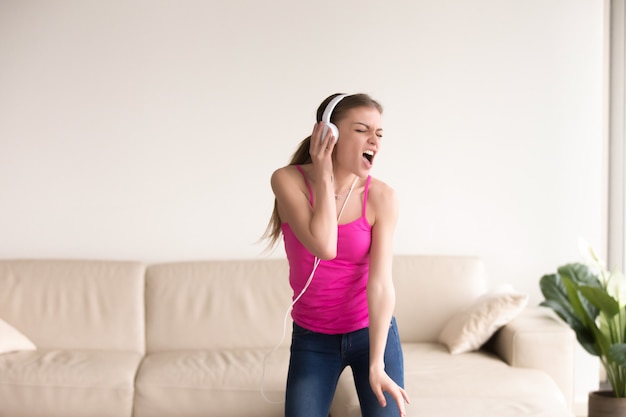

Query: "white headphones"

xmin=321 ymin=94 xmax=348 ymax=143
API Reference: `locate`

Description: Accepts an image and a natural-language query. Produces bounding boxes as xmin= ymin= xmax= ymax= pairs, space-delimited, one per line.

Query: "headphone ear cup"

xmin=330 ymin=123 xmax=339 ymax=142
xmin=322 ymin=123 xmax=339 ymax=143
xmin=320 ymin=94 xmax=347 ymax=144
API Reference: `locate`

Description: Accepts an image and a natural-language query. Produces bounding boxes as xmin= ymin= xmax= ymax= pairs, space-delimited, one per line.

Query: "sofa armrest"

xmin=488 ymin=306 xmax=576 ymax=410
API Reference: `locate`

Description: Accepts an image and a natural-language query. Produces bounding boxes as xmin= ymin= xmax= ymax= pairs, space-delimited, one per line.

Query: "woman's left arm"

xmin=367 ymin=182 xmax=410 ymax=416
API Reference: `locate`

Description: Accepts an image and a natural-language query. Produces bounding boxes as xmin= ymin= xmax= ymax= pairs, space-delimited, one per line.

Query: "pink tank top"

xmin=281 ymin=166 xmax=372 ymax=334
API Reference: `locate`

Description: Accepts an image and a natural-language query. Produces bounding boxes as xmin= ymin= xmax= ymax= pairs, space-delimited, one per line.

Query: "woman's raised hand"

xmin=309 ymin=122 xmax=336 ymax=180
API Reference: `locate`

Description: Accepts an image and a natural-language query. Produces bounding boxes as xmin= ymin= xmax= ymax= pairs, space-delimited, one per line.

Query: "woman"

xmin=263 ymin=93 xmax=409 ymax=417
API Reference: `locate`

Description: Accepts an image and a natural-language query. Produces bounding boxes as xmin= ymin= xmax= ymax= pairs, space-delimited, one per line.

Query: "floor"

xmin=575 ymin=380 xmax=611 ymax=417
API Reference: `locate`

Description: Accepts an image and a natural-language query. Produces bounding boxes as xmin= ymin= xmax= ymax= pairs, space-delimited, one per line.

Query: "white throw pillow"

xmin=438 ymin=286 xmax=528 ymax=354
xmin=0 ymin=318 xmax=36 ymax=354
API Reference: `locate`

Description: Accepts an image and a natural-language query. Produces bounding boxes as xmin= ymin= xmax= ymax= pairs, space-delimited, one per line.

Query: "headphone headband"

xmin=320 ymin=94 xmax=348 ymax=143
xmin=321 ymin=94 xmax=348 ymax=124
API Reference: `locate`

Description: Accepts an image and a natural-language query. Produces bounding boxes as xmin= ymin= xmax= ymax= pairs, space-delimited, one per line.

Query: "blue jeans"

xmin=285 ymin=317 xmax=405 ymax=417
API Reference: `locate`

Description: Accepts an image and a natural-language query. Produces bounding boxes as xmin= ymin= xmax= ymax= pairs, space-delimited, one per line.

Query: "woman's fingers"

xmin=311 ymin=122 xmax=335 ymax=155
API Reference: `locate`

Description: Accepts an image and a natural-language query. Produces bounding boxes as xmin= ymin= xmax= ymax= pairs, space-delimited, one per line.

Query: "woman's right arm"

xmin=270 ymin=122 xmax=338 ymax=260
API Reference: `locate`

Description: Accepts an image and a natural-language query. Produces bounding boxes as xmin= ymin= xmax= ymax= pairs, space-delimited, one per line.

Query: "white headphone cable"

xmin=260 ymin=176 xmax=359 ymax=403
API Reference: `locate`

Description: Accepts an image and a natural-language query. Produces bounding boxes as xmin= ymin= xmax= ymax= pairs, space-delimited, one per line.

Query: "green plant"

xmin=539 ymin=243 xmax=626 ymax=398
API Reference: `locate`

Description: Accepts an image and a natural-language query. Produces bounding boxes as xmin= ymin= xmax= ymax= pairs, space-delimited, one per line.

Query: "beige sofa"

xmin=0 ymin=256 xmax=575 ymax=417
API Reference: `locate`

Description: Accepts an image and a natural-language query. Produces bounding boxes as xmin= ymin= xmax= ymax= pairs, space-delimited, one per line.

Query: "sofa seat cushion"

xmin=134 ymin=348 xmax=290 ymax=417
xmin=330 ymin=343 xmax=572 ymax=417
xmin=0 ymin=350 xmax=142 ymax=417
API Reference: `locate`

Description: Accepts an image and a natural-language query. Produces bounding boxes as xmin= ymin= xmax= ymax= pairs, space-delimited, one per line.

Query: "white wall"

xmin=0 ymin=0 xmax=607 ymax=407
xmin=0 ymin=0 xmax=607 ymax=306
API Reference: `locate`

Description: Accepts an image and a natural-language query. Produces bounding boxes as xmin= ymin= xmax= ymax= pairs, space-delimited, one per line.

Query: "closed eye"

xmin=353 ymin=122 xmax=383 ymax=137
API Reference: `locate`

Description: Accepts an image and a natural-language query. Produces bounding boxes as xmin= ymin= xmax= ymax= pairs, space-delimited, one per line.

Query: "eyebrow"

xmin=353 ymin=122 xmax=383 ymax=133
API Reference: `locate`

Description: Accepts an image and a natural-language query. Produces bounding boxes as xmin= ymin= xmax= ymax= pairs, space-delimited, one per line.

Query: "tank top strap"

xmin=295 ymin=165 xmax=314 ymax=206
xmin=362 ymin=175 xmax=372 ymax=218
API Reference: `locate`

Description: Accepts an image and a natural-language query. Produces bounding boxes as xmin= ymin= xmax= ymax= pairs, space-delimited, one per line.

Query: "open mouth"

xmin=363 ymin=150 xmax=374 ymax=163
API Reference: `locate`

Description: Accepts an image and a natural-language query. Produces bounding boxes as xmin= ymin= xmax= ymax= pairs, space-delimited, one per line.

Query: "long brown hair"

xmin=261 ymin=93 xmax=383 ymax=250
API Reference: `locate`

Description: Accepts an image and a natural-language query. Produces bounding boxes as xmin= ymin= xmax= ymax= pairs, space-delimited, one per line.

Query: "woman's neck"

xmin=332 ymin=170 xmax=360 ymax=199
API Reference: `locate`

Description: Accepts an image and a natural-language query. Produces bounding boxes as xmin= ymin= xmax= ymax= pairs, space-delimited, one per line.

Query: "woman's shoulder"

xmin=367 ymin=177 xmax=399 ymax=221
xmin=368 ymin=176 xmax=397 ymax=200
xmin=271 ymin=164 xmax=311 ymax=190
xmin=272 ymin=164 xmax=309 ymax=180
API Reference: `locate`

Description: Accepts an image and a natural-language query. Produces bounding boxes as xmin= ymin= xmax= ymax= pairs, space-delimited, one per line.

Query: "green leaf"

xmin=539 ymin=273 xmax=600 ymax=355
xmin=564 ymin=276 xmax=611 ymax=357
xmin=539 ymin=298 xmax=598 ymax=356
xmin=540 ymin=274 xmax=572 ymax=313
xmin=539 ymin=299 xmax=580 ymax=328
xmin=579 ymin=286 xmax=620 ymax=318
xmin=562 ymin=276 xmax=589 ymax=322
xmin=608 ymin=343 xmax=626 ymax=367
xmin=557 ymin=263 xmax=601 ymax=288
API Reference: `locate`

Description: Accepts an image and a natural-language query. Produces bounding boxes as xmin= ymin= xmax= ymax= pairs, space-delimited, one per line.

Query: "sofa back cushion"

xmin=393 ymin=255 xmax=488 ymax=343
xmin=0 ymin=260 xmax=145 ymax=352
xmin=145 ymin=259 xmax=291 ymax=352
xmin=144 ymin=256 xmax=488 ymax=350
